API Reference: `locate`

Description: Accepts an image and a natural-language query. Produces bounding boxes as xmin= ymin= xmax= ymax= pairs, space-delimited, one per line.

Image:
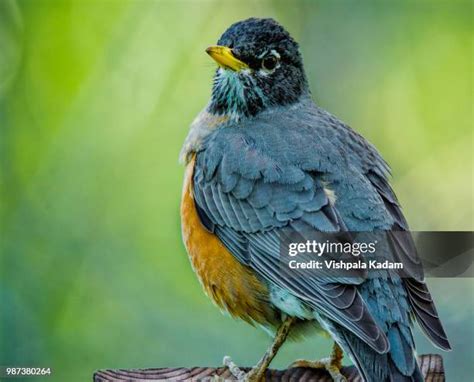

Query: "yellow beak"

xmin=206 ymin=45 xmax=249 ymax=71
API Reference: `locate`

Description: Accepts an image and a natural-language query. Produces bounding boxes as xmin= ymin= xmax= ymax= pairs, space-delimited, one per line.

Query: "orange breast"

xmin=180 ymin=155 xmax=277 ymax=326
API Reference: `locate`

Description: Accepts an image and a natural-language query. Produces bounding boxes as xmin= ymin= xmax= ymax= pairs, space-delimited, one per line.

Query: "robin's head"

xmin=206 ymin=18 xmax=309 ymax=118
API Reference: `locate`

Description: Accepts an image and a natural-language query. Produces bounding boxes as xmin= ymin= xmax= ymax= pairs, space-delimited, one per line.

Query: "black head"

xmin=207 ymin=18 xmax=309 ymax=118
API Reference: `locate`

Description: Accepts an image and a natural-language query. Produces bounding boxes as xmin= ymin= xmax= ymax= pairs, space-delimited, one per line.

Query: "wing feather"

xmin=366 ymin=171 xmax=451 ymax=350
xmin=194 ymin=156 xmax=388 ymax=352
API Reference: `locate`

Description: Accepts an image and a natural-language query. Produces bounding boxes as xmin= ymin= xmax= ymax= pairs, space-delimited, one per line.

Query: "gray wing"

xmin=366 ymin=170 xmax=451 ymax=351
xmin=193 ymin=116 xmax=390 ymax=353
xmin=308 ymin=106 xmax=450 ymax=350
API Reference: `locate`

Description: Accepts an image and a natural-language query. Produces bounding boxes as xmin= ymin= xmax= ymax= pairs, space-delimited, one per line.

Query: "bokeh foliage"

xmin=1 ymin=0 xmax=472 ymax=381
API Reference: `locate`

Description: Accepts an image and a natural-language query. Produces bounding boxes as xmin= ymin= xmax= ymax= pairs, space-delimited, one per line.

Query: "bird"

xmin=179 ymin=17 xmax=451 ymax=382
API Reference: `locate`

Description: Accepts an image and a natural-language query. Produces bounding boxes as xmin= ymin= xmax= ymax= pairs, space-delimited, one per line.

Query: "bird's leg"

xmin=223 ymin=316 xmax=296 ymax=381
xmin=289 ymin=342 xmax=347 ymax=382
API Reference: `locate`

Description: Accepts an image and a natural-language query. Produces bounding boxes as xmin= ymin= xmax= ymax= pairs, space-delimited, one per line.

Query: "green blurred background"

xmin=1 ymin=0 xmax=472 ymax=381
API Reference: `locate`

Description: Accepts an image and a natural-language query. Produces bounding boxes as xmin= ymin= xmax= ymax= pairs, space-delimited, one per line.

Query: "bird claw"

xmin=223 ymin=356 xmax=264 ymax=382
xmin=289 ymin=357 xmax=347 ymax=382
xmin=223 ymin=356 xmax=246 ymax=380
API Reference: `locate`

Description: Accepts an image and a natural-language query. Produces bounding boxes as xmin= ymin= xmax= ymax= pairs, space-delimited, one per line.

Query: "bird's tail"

xmin=338 ymin=323 xmax=424 ymax=382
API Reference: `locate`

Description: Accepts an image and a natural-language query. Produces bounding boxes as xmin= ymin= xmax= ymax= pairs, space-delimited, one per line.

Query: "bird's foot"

xmin=289 ymin=343 xmax=346 ymax=382
xmin=289 ymin=357 xmax=346 ymax=382
xmin=222 ymin=317 xmax=296 ymax=381
xmin=223 ymin=356 xmax=265 ymax=382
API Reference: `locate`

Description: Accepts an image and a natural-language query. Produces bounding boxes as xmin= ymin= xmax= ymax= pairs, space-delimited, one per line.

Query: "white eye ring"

xmin=260 ymin=50 xmax=280 ymax=73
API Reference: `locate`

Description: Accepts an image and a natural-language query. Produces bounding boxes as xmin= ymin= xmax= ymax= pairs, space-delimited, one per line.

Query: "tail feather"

xmin=386 ymin=324 xmax=415 ymax=375
xmin=338 ymin=324 xmax=424 ymax=382
xmin=388 ymin=360 xmax=423 ymax=382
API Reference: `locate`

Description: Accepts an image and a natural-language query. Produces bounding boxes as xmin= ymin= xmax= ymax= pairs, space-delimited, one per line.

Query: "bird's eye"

xmin=261 ymin=55 xmax=278 ymax=71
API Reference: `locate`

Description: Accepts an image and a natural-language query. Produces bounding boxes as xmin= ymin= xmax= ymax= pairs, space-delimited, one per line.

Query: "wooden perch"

xmin=94 ymin=353 xmax=444 ymax=381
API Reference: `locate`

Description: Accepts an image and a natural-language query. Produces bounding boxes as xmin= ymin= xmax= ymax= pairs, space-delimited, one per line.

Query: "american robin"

xmin=180 ymin=18 xmax=450 ymax=382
